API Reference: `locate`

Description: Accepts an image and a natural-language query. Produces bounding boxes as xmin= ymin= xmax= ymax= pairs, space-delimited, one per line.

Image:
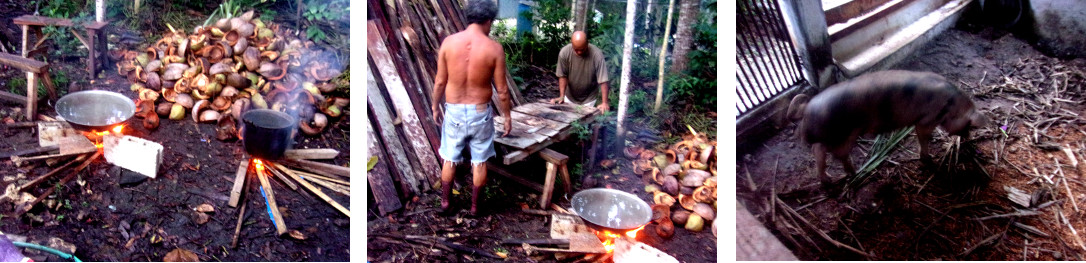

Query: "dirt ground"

xmin=366 ymin=67 xmax=718 ymax=262
xmin=0 ymin=7 xmax=350 ymax=263
xmin=738 ymin=26 xmax=1086 ymax=260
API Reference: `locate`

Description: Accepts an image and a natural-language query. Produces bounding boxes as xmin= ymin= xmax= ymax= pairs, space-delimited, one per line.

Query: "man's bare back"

xmin=435 ymin=31 xmax=505 ymax=105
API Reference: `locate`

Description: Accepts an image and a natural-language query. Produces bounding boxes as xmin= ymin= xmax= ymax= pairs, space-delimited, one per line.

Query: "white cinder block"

xmin=103 ymin=135 xmax=164 ymax=178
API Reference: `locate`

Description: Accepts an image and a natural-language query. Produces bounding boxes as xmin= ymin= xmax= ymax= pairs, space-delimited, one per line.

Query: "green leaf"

xmin=367 ymin=156 xmax=379 ymax=171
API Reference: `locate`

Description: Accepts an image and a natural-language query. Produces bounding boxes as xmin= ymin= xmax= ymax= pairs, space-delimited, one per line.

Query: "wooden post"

xmin=283 ymin=149 xmax=340 ymax=160
xmin=26 ymin=72 xmax=36 ymax=120
xmin=780 ymin=0 xmax=835 ymax=89
xmin=20 ymin=24 xmax=27 ymax=57
xmin=96 ymin=0 xmax=104 ymax=22
xmin=87 ymin=28 xmax=96 ymax=77
xmin=540 ymin=162 xmax=558 ymax=208
xmin=255 ymin=164 xmax=287 ymax=236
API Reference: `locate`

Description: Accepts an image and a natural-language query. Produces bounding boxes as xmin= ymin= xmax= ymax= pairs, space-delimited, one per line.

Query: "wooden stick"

xmin=0 ymin=145 xmax=57 ymax=158
xmin=229 ymin=159 xmax=249 ymax=207
xmin=501 ymin=238 xmax=569 ymax=246
xmin=265 ymin=164 xmax=298 ymax=191
xmin=255 ymin=165 xmax=287 ymax=235
xmin=288 ymin=168 xmax=349 ymax=186
xmin=231 ymin=200 xmax=247 ymax=248
xmin=17 ymin=151 xmax=101 ymax=215
xmin=298 ymin=174 xmax=350 ymax=196
xmin=273 ymin=163 xmax=351 ymax=217
xmin=283 ymin=149 xmax=339 ymax=160
xmin=280 ymin=158 xmax=349 ymax=177
xmin=17 ymin=153 xmax=88 ymax=192
xmin=776 ymin=197 xmax=871 ymax=257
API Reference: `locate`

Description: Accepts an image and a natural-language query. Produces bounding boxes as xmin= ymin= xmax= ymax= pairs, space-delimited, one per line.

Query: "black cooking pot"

xmin=241 ymin=109 xmax=295 ymax=159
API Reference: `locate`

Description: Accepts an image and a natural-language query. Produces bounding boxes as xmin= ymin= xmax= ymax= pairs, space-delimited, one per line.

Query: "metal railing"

xmin=736 ymin=0 xmax=807 ymax=116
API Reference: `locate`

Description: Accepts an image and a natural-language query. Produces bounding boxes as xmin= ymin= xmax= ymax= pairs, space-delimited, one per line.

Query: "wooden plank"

xmin=368 ymin=21 xmax=442 ymax=184
xmin=283 ymin=148 xmax=339 ymax=160
xmin=0 ymin=53 xmax=46 ymax=73
xmin=278 ymin=158 xmax=349 ymax=178
xmin=288 ymin=168 xmax=349 ymax=186
xmin=228 ymin=159 xmax=249 ymax=207
xmin=365 ymin=122 xmax=405 ymax=216
xmin=274 ymin=163 xmax=352 ymax=217
xmin=491 ymin=123 xmax=550 ymax=149
xmin=542 ymin=102 xmax=598 ymax=116
xmin=255 ymin=163 xmax=287 ymax=235
xmin=502 ymin=127 xmax=577 ymax=165
xmin=0 ymin=91 xmax=27 ymax=104
xmin=372 ymin=18 xmax=442 ymax=156
xmin=0 ymin=145 xmax=57 ymax=158
xmin=13 ymin=15 xmax=75 ymax=27
xmin=737 ymin=202 xmax=799 ymax=260
xmin=514 ymin=103 xmax=586 ymax=124
xmin=495 ymin=111 xmax=567 ymax=137
xmin=367 ymin=70 xmax=425 ymax=194
xmin=539 ymin=149 xmax=568 ymax=166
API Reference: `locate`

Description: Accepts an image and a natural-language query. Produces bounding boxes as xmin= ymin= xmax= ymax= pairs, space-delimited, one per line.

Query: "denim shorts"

xmin=438 ymin=103 xmax=496 ymax=165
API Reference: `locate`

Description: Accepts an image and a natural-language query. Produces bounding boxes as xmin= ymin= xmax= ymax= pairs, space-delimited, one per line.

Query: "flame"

xmin=112 ymin=125 xmax=124 ymax=134
xmin=253 ymin=159 xmax=265 ymax=171
xmin=599 ymin=226 xmax=645 ymax=253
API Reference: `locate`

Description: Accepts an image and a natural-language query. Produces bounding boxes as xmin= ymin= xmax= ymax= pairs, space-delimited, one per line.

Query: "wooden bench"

xmin=14 ymin=15 xmax=109 ymax=78
xmin=0 ymin=52 xmax=55 ymax=120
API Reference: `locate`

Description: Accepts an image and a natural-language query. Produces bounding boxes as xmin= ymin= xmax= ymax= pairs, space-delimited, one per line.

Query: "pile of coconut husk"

xmin=622 ymin=127 xmax=717 ymax=238
xmin=116 ymin=10 xmax=347 ymax=140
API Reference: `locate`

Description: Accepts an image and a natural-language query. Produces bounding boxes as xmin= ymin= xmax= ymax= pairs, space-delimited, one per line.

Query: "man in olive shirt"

xmin=550 ymin=31 xmax=610 ymax=113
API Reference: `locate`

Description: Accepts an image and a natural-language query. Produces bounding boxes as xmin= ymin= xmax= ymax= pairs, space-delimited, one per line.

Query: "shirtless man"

xmin=551 ymin=31 xmax=610 ymax=113
xmin=430 ymin=0 xmax=513 ymax=216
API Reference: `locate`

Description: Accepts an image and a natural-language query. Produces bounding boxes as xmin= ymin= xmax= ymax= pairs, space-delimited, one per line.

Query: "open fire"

xmin=597 ymin=225 xmax=645 ymax=253
xmin=82 ymin=124 xmax=126 ymax=149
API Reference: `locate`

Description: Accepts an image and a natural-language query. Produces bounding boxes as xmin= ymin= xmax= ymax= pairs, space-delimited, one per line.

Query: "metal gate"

xmin=736 ymin=0 xmax=807 ymax=116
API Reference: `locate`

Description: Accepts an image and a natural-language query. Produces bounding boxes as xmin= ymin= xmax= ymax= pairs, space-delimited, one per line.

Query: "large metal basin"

xmin=55 ymin=90 xmax=135 ymax=128
xmin=570 ymin=188 xmax=652 ymax=230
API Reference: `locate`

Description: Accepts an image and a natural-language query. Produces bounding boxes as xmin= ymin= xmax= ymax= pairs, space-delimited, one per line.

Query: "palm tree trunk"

xmin=670 ymin=0 xmax=699 ymax=75
xmin=616 ymin=0 xmax=637 ymax=149
xmin=653 ymin=0 xmax=677 ymax=112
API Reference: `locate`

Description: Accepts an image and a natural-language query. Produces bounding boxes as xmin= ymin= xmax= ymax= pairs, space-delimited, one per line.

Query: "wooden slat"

xmin=367 ymin=69 xmax=428 ymax=194
xmin=491 ymin=121 xmax=550 ymax=149
xmin=274 ymin=163 xmax=352 ymax=217
xmin=0 ymin=91 xmax=27 ymax=104
xmin=278 ymin=158 xmax=349 ymax=178
xmin=366 ymin=121 xmax=405 ymax=216
xmin=495 ymin=111 xmax=567 ymax=137
xmin=502 ymin=126 xmax=577 ymax=165
xmin=0 ymin=53 xmax=46 ymax=73
xmin=368 ymin=21 xmax=443 ymax=184
xmin=514 ymin=103 xmax=588 ymax=124
xmin=255 ymin=165 xmax=287 ymax=235
xmin=283 ymin=148 xmax=340 ymax=160
xmin=228 ymin=159 xmax=249 ymax=207
xmin=372 ymin=18 xmax=443 ymax=156
xmin=12 ymin=15 xmax=107 ymax=29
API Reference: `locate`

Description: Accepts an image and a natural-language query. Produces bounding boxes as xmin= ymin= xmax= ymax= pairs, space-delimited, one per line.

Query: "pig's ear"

xmin=970 ymin=112 xmax=990 ymax=128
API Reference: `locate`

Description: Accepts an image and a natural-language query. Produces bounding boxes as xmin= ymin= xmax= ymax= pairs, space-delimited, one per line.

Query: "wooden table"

xmin=15 ymin=15 xmax=109 ymax=78
xmin=492 ymin=102 xmax=599 ymax=165
xmin=490 ymin=102 xmax=599 ymax=208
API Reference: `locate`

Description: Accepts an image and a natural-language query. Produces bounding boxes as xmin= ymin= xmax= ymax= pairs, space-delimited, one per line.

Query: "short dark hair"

xmin=464 ymin=0 xmax=498 ymax=25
